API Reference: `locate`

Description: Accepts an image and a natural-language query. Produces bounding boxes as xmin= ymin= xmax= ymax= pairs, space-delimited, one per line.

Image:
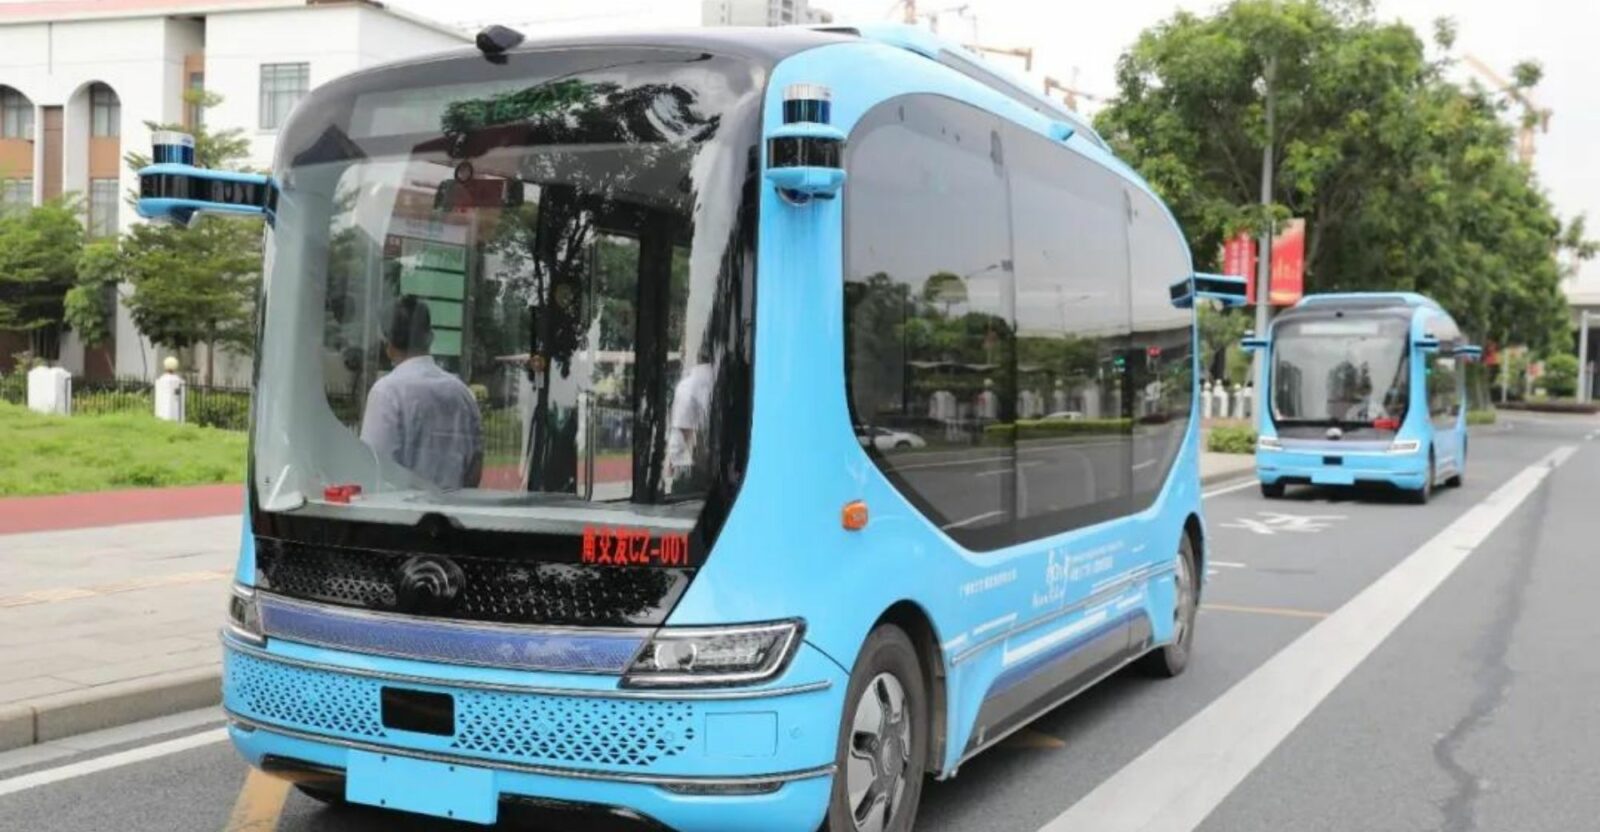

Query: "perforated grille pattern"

xmin=452 ymin=689 xmax=696 ymax=767
xmin=227 ymin=649 xmax=385 ymax=737
xmin=224 ymin=650 xmax=698 ymax=770
xmin=255 ymin=537 xmax=690 ymax=627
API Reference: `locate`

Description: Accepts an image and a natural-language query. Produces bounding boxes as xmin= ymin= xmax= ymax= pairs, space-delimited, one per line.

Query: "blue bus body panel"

xmin=663 ymin=40 xmax=1204 ymax=773
xmin=1255 ymin=293 xmax=1468 ymax=491
xmin=227 ymin=32 xmax=1211 ymax=824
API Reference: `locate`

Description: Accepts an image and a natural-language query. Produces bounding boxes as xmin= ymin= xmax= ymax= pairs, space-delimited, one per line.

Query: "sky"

xmin=389 ymin=0 xmax=1600 ymax=288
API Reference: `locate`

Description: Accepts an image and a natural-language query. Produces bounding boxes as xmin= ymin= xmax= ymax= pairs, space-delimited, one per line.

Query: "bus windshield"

xmin=1271 ymin=315 xmax=1410 ymax=435
xmin=251 ymin=49 xmax=760 ymax=535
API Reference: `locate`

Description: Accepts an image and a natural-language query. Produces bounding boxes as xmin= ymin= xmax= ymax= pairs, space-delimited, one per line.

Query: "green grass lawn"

xmin=0 ymin=402 xmax=247 ymax=497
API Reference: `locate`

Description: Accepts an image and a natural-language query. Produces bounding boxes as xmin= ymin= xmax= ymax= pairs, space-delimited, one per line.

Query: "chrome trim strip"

xmin=256 ymin=591 xmax=656 ymax=638
xmin=952 ymin=645 xmax=1150 ymax=769
xmin=256 ymin=594 xmax=643 ymax=676
xmin=220 ymin=634 xmax=833 ymax=701
xmin=226 ymin=713 xmax=836 ymax=787
xmin=949 ymin=564 xmax=1168 ymax=667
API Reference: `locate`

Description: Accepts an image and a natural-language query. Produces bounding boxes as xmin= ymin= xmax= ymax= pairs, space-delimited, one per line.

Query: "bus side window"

xmin=843 ymin=95 xmax=1016 ymax=551
xmin=1004 ymin=122 xmax=1133 ymax=538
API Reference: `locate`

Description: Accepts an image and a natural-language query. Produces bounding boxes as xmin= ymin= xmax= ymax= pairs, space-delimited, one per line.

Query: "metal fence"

xmin=0 ymin=374 xmax=253 ymax=431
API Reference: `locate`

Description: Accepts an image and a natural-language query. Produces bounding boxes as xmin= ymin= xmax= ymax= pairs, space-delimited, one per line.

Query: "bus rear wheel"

xmin=1260 ymin=482 xmax=1286 ymax=499
xmin=826 ymin=625 xmax=929 ymax=832
xmin=1138 ymin=535 xmax=1198 ymax=678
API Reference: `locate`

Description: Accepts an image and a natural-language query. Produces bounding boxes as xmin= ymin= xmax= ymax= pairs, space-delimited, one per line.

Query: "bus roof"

xmin=1292 ymin=292 xmax=1444 ymax=312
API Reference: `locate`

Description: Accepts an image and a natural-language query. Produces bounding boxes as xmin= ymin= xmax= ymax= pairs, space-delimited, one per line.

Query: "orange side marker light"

xmin=842 ymin=500 xmax=869 ymax=531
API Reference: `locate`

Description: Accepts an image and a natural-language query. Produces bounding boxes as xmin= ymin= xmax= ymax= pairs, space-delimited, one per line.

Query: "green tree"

xmin=62 ymin=239 xmax=123 ymax=376
xmin=1541 ymin=353 xmax=1578 ymax=398
xmin=118 ymin=91 xmax=262 ymax=384
xmin=1095 ymin=0 xmax=1583 ymax=354
xmin=0 ymin=197 xmax=85 ymax=357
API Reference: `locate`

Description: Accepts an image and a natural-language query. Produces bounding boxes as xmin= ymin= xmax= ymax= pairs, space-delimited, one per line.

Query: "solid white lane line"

xmin=1209 ymin=561 xmax=1248 ymax=569
xmin=1202 ymin=478 xmax=1257 ymax=498
xmin=1039 ymin=445 xmax=1576 ymax=832
xmin=0 ymin=728 xmax=226 ymax=798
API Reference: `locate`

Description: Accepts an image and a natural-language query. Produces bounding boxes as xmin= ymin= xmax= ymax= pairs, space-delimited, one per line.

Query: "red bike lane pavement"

xmin=0 ymin=484 xmax=243 ymax=535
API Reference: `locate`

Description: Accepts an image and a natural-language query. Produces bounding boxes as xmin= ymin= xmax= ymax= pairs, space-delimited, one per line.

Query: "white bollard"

xmin=27 ymin=366 xmax=72 ymax=415
xmin=1229 ymin=384 xmax=1242 ymax=420
xmin=1240 ymin=386 xmax=1253 ymax=420
xmin=154 ymin=357 xmax=186 ymax=423
xmin=1202 ymin=381 xmax=1216 ymax=420
xmin=1216 ymin=383 xmax=1231 ymax=421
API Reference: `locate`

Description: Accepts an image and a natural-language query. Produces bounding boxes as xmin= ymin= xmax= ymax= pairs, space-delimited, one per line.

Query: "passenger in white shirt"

xmin=665 ymin=356 xmax=715 ymax=489
xmin=360 ymin=296 xmax=483 ymax=489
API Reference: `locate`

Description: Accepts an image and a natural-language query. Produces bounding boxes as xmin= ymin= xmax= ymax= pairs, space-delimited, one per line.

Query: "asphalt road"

xmin=2 ymin=411 xmax=1596 ymax=832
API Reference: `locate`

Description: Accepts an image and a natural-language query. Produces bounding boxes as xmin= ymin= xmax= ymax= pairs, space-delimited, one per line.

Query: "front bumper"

xmin=221 ymin=636 xmax=843 ymax=831
xmin=1256 ymin=447 xmax=1426 ymax=490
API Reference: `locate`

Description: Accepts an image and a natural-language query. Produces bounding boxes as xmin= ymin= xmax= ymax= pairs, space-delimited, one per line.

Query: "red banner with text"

xmin=1222 ymin=221 xmax=1307 ymax=307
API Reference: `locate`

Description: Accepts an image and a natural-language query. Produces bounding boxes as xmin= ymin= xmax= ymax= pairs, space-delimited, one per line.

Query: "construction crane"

xmin=886 ymin=1 xmax=974 ymax=33
xmin=965 ymin=43 xmax=1034 ymax=72
xmin=1043 ymin=68 xmax=1102 ymax=113
xmin=1462 ymin=53 xmax=1552 ymax=167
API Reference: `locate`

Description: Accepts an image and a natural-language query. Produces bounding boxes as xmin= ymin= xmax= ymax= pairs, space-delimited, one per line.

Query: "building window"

xmin=90 ymin=83 xmax=120 ymax=137
xmin=186 ymin=71 xmax=206 ymax=128
xmin=259 ymin=63 xmax=309 ymax=130
xmin=2 ymin=87 xmax=33 ymax=139
xmin=88 ymin=178 xmax=119 ymax=237
xmin=1 ymin=178 xmax=32 ymax=210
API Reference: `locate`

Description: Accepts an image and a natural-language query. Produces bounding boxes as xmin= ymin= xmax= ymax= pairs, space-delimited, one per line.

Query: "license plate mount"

xmin=345 ymin=750 xmax=497 ymax=825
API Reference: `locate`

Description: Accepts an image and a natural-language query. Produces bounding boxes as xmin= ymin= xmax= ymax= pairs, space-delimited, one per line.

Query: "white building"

xmin=445 ymin=0 xmax=832 ymax=38
xmin=0 ymin=0 xmax=468 ymax=380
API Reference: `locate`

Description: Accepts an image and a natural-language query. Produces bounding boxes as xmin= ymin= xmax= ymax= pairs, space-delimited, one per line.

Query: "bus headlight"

xmin=623 ymin=621 xmax=803 ymax=688
xmin=1256 ymin=435 xmax=1283 ymax=451
xmin=226 ymin=583 xmax=265 ymax=645
xmin=1387 ymin=440 xmax=1421 ymax=454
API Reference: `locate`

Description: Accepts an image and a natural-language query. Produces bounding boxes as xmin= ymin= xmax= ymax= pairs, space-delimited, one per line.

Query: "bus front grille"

xmin=253 ymin=536 xmax=691 ymax=627
xmin=225 ymin=649 xmax=699 ymax=770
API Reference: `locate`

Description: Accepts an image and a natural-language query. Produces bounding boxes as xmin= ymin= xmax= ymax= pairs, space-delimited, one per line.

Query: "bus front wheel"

xmin=1409 ymin=453 xmax=1435 ymax=505
xmin=826 ymin=625 xmax=929 ymax=832
xmin=1260 ymin=482 xmax=1286 ymax=499
xmin=1138 ymin=535 xmax=1198 ymax=678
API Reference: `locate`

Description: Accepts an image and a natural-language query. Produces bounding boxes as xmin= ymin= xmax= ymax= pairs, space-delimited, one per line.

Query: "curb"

xmin=1200 ymin=459 xmax=1255 ymax=488
xmin=0 ymin=667 xmax=221 ymax=752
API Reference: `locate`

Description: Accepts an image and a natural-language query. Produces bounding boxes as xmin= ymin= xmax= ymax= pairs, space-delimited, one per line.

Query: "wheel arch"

xmin=874 ymin=600 xmax=949 ymax=776
xmin=1182 ymin=512 xmax=1205 ymax=600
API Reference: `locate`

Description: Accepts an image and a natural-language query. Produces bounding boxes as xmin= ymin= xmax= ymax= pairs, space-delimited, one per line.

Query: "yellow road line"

xmin=223 ymin=768 xmax=291 ymax=832
xmin=0 ymin=570 xmax=230 ymax=609
xmin=1001 ymin=729 xmax=1068 ymax=750
xmin=1201 ymin=602 xmax=1329 ymax=621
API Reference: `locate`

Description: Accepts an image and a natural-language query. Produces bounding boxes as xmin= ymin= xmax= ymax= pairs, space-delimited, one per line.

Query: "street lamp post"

xmin=1251 ymin=55 xmax=1278 ymax=407
xmin=1580 ymin=309 xmax=1593 ymax=403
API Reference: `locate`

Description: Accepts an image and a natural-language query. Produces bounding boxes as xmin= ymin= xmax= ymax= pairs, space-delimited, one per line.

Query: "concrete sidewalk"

xmin=0 ymin=515 xmax=238 ymax=751
xmin=0 ymin=452 xmax=1256 ymax=752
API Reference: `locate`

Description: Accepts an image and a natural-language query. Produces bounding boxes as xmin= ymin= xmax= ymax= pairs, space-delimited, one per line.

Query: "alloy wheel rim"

xmin=847 ymin=672 xmax=912 ymax=832
xmin=1173 ymin=550 xmax=1195 ymax=646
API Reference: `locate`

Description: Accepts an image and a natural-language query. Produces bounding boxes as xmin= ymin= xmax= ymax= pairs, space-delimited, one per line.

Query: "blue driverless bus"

xmin=140 ymin=24 xmax=1244 ymax=832
xmin=1245 ymin=293 xmax=1481 ymax=503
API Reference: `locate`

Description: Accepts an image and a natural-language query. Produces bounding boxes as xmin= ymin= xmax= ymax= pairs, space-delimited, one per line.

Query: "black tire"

xmin=294 ymin=784 xmax=345 ymax=806
xmin=1409 ymin=453 xmax=1435 ymax=505
xmin=1445 ymin=443 xmax=1465 ymax=488
xmin=825 ymin=626 xmax=929 ymax=832
xmin=894 ymin=441 xmax=912 ymax=450
xmin=1138 ymin=535 xmax=1198 ymax=678
xmin=1260 ymin=482 xmax=1286 ymax=499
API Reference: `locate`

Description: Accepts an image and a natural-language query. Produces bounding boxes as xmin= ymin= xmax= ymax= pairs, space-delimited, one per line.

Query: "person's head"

xmin=384 ymin=295 xmax=434 ymax=364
